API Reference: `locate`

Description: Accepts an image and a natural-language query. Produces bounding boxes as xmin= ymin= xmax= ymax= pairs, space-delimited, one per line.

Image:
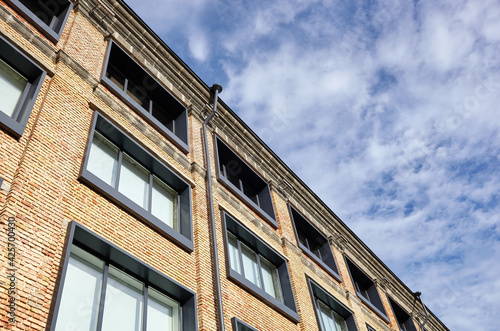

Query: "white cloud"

xmin=124 ymin=0 xmax=500 ymax=329
xmin=125 ymin=0 xmax=208 ymax=32
xmin=220 ymin=2 xmax=500 ymax=330
xmin=188 ymin=28 xmax=209 ymax=62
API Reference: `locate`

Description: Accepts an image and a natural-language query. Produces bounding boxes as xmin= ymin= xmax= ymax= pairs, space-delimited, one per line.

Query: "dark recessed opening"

xmin=216 ymin=137 xmax=276 ymax=226
xmin=102 ymin=42 xmax=189 ymax=151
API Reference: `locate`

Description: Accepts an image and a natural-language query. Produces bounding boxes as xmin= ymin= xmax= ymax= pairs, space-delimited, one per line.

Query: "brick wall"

xmin=0 ymin=1 xmax=448 ymax=330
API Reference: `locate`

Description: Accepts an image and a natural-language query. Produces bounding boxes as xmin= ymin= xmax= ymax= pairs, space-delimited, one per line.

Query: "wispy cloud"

xmin=125 ymin=0 xmax=500 ymax=329
xmin=187 ymin=27 xmax=209 ymax=62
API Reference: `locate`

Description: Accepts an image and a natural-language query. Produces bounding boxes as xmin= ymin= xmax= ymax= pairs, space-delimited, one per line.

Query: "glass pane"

xmin=332 ymin=309 xmax=347 ymax=331
xmin=147 ymin=288 xmax=179 ymax=331
xmin=260 ymin=257 xmax=280 ymax=300
xmin=0 ymin=58 xmax=27 ymax=118
xmin=298 ymin=232 xmax=307 ymax=247
xmin=227 ymin=233 xmax=241 ymax=274
xmin=126 ymin=79 xmax=150 ymax=108
xmin=102 ymin=267 xmax=144 ymax=331
xmin=242 ymin=182 xmax=259 ymax=205
xmin=307 ymin=239 xmax=322 ymax=260
xmin=355 ymin=281 xmax=370 ymax=302
xmin=241 ymin=244 xmax=260 ymax=287
xmin=152 ymin=102 xmax=174 ymax=131
xmin=223 ymin=163 xmax=242 ymax=189
xmin=313 ymin=248 xmax=322 ymax=260
xmin=106 ymin=63 xmax=126 ymax=90
xmin=151 ymin=176 xmax=177 ymax=229
xmin=18 ymin=0 xmax=64 ymax=26
xmin=54 ymin=247 xmax=104 ymax=331
xmin=118 ymin=154 xmax=149 ymax=209
xmin=318 ymin=300 xmax=337 ymax=331
xmin=87 ymin=133 xmax=119 ymax=187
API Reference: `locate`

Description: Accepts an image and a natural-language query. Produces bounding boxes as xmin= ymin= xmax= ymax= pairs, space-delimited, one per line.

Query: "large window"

xmin=4 ymin=0 xmax=73 ymax=42
xmin=80 ymin=113 xmax=192 ymax=251
xmin=387 ymin=296 xmax=418 ymax=331
xmin=216 ymin=137 xmax=277 ymax=227
xmin=227 ymin=232 xmax=282 ymax=302
xmin=232 ymin=317 xmax=259 ymax=331
xmin=101 ymin=41 xmax=189 ymax=153
xmin=50 ymin=222 xmax=197 ymax=331
xmin=0 ymin=35 xmax=46 ymax=138
xmin=308 ymin=278 xmax=358 ymax=331
xmin=344 ymin=256 xmax=389 ymax=323
xmin=288 ymin=205 xmax=341 ymax=281
xmin=223 ymin=212 xmax=299 ymax=322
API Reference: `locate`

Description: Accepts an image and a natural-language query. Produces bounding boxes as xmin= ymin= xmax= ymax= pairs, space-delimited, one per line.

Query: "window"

xmin=80 ymin=113 xmax=193 ymax=251
xmin=0 ymin=35 xmax=46 ymax=138
xmin=216 ymin=137 xmax=277 ymax=227
xmin=223 ymin=212 xmax=299 ymax=322
xmin=344 ymin=256 xmax=389 ymax=322
xmin=232 ymin=317 xmax=259 ymax=331
xmin=387 ymin=296 xmax=418 ymax=331
xmin=50 ymin=222 xmax=197 ymax=331
xmin=289 ymin=205 xmax=341 ymax=281
xmin=227 ymin=233 xmax=282 ymax=301
xmin=366 ymin=325 xmax=377 ymax=331
xmin=317 ymin=300 xmax=348 ymax=331
xmin=4 ymin=0 xmax=73 ymax=42
xmin=101 ymin=41 xmax=189 ymax=153
xmin=308 ymin=278 xmax=358 ymax=331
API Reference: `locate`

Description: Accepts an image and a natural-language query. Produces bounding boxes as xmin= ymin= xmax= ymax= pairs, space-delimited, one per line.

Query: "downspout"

xmin=203 ymin=83 xmax=225 ymax=330
xmin=414 ymin=292 xmax=429 ymax=330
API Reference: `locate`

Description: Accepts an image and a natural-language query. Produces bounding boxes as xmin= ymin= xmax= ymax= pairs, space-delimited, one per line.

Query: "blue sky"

xmin=125 ymin=0 xmax=500 ymax=329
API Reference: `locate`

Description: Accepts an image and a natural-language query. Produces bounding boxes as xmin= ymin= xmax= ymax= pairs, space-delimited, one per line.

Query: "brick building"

xmin=0 ymin=0 xmax=450 ymax=330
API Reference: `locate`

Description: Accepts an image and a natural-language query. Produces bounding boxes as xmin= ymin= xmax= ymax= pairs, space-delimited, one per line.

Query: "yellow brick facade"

xmin=0 ymin=0 xmax=449 ymax=330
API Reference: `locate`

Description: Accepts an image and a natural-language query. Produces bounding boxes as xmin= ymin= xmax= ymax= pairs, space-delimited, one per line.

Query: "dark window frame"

xmin=215 ymin=136 xmax=277 ymax=228
xmin=49 ymin=221 xmax=197 ymax=331
xmin=307 ymin=277 xmax=359 ymax=331
xmin=0 ymin=34 xmax=46 ymax=139
xmin=222 ymin=211 xmax=299 ymax=322
xmin=79 ymin=112 xmax=193 ymax=251
xmin=4 ymin=0 xmax=73 ymax=43
xmin=366 ymin=324 xmax=377 ymax=331
xmin=386 ymin=295 xmax=418 ymax=331
xmin=227 ymin=231 xmax=284 ymax=302
xmin=288 ymin=204 xmax=341 ymax=282
xmin=232 ymin=317 xmax=259 ymax=331
xmin=101 ymin=41 xmax=189 ymax=153
xmin=344 ymin=256 xmax=389 ymax=323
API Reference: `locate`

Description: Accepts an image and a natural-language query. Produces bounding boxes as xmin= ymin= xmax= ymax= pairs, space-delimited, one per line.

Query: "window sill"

xmin=0 ymin=112 xmax=26 ymax=139
xmin=101 ymin=76 xmax=189 ymax=154
xmin=299 ymin=244 xmax=342 ymax=283
xmin=357 ymin=292 xmax=390 ymax=324
xmin=227 ymin=269 xmax=300 ymax=323
xmin=79 ymin=169 xmax=193 ymax=252
xmin=218 ymin=175 xmax=278 ymax=228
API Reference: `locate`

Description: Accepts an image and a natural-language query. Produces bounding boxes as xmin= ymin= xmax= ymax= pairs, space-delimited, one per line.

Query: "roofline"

xmin=116 ymin=1 xmax=449 ymax=328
